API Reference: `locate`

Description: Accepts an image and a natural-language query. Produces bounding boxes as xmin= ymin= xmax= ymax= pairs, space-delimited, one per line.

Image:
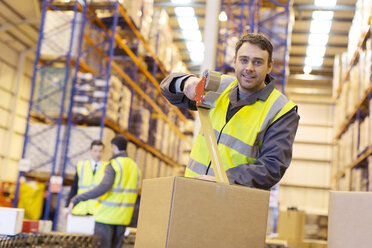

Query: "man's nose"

xmin=245 ymin=61 xmax=254 ymax=71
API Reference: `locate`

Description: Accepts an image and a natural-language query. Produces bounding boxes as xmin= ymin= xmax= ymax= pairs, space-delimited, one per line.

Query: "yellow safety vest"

xmin=185 ymin=78 xmax=296 ymax=178
xmin=94 ymin=156 xmax=140 ymax=225
xmin=72 ymin=160 xmax=107 ymax=215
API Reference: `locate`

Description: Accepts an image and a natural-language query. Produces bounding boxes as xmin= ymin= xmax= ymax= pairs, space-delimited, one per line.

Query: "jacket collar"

xmin=110 ymin=151 xmax=128 ymax=160
xmin=228 ymin=74 xmax=275 ymax=107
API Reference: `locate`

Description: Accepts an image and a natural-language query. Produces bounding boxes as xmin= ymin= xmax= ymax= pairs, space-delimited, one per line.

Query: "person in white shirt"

xmin=63 ymin=140 xmax=106 ymax=216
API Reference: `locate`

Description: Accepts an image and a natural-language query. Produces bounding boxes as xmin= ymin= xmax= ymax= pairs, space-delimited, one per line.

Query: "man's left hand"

xmin=193 ymin=175 xmax=216 ymax=182
xmin=67 ymin=202 xmax=74 ymax=214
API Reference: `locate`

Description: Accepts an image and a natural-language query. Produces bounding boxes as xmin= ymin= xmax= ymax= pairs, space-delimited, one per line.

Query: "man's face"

xmin=90 ymin=145 xmax=104 ymax=162
xmin=233 ymin=42 xmax=273 ymax=94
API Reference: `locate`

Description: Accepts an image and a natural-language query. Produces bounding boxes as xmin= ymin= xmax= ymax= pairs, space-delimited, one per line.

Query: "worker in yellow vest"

xmin=160 ymin=33 xmax=299 ymax=190
xmin=68 ymin=135 xmax=140 ymax=248
xmin=64 ymin=140 xmax=106 ymax=216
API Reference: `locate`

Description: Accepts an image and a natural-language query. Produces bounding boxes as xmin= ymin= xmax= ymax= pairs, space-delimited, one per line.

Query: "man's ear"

xmin=267 ymin=59 xmax=274 ymax=73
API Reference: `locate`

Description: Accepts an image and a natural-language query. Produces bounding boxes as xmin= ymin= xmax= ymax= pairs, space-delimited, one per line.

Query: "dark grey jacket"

xmin=160 ymin=72 xmax=299 ymax=190
xmin=71 ymin=152 xmax=129 ymax=206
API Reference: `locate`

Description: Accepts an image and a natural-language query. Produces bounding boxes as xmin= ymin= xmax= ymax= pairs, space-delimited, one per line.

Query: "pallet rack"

xmin=332 ymin=23 xmax=372 ymax=191
xmin=216 ymin=0 xmax=293 ymax=93
xmin=13 ymin=0 xmax=193 ymax=230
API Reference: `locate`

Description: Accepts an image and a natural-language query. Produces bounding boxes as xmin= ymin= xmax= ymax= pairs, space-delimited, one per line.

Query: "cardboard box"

xmin=0 ymin=207 xmax=24 ymax=235
xmin=277 ymin=209 xmax=306 ymax=247
xmin=328 ymin=191 xmax=372 ymax=248
xmin=66 ymin=215 xmax=95 ymax=235
xmin=135 ymin=176 xmax=270 ymax=248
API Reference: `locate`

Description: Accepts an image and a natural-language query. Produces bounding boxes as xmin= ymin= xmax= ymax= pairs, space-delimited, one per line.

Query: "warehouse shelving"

xmin=216 ymin=0 xmax=293 ymax=92
xmin=334 ymin=28 xmax=371 ymax=100
xmin=13 ymin=0 xmax=193 ymax=230
xmin=332 ymin=22 xmax=372 ymax=191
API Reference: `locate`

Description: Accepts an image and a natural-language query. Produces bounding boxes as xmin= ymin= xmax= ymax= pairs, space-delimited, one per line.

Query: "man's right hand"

xmin=62 ymin=207 xmax=70 ymax=217
xmin=183 ymin=76 xmax=201 ymax=100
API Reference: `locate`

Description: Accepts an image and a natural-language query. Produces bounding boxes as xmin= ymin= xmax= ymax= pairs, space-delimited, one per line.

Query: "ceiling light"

xmin=181 ymin=30 xmax=202 ymax=41
xmin=310 ymin=20 xmax=332 ymax=33
xmin=305 ymin=56 xmax=324 ymax=67
xmin=219 ymin=11 xmax=227 ymax=22
xmin=312 ymin=11 xmax=334 ymax=20
xmin=174 ymin=7 xmax=195 ymax=17
xmin=177 ymin=17 xmax=199 ymax=30
xmin=314 ymin=0 xmax=337 ymax=7
xmin=306 ymin=45 xmax=326 ymax=57
xmin=186 ymin=41 xmax=204 ymax=53
xmin=171 ymin=0 xmax=192 ymax=3
xmin=308 ymin=33 xmax=329 ymax=46
xmin=190 ymin=51 xmax=204 ymax=63
xmin=303 ymin=65 xmax=312 ymax=75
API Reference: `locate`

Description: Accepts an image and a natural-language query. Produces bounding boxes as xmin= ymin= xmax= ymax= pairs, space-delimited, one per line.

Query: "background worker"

xmin=160 ymin=33 xmax=299 ymax=190
xmin=64 ymin=140 xmax=106 ymax=216
xmin=68 ymin=135 xmax=140 ymax=248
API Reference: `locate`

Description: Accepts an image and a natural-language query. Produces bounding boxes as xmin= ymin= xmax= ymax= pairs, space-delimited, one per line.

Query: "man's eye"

xmin=254 ymin=60 xmax=263 ymax=65
xmin=240 ymin=59 xmax=248 ymax=63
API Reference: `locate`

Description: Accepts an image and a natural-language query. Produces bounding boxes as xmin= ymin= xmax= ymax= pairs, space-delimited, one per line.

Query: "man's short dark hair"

xmin=90 ymin=140 xmax=104 ymax=149
xmin=111 ymin=135 xmax=128 ymax=151
xmin=235 ymin=33 xmax=273 ymax=63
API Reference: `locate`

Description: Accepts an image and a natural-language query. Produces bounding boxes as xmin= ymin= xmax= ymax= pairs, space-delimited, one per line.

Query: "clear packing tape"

xmin=196 ymin=70 xmax=229 ymax=184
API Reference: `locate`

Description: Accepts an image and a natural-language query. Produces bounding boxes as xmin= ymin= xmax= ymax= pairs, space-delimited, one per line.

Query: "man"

xmin=160 ymin=33 xmax=299 ymax=190
xmin=64 ymin=140 xmax=107 ymax=216
xmin=68 ymin=135 xmax=140 ymax=248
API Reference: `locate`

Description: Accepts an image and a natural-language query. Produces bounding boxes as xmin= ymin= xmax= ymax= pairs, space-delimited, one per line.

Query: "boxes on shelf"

xmin=350 ymin=167 xmax=367 ymax=192
xmin=121 ymin=0 xmax=142 ymax=28
xmin=0 ymin=207 xmax=24 ymax=235
xmin=34 ymin=67 xmax=72 ymax=117
xmin=328 ymin=191 xmax=372 ymax=248
xmin=332 ymin=54 xmax=342 ymax=98
xmin=118 ymin=85 xmax=132 ymax=131
xmin=135 ymin=177 xmax=270 ymax=248
xmin=130 ymin=106 xmax=150 ymax=143
xmin=135 ymin=148 xmax=147 ymax=178
xmin=369 ymin=156 xmax=372 ymax=191
xmin=41 ymin=11 xmax=82 ymax=58
xmin=144 ymin=152 xmax=154 ymax=179
xmin=339 ymin=169 xmax=351 ymax=191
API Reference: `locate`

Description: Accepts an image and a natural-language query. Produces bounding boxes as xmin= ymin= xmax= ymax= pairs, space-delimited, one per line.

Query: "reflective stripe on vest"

xmin=185 ymin=77 xmax=296 ymax=177
xmin=94 ymin=157 xmax=140 ymax=225
xmin=72 ymin=160 xmax=107 ymax=215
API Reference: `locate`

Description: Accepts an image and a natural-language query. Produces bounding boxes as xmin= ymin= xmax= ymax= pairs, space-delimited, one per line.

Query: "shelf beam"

xmin=334 ymin=86 xmax=372 ymax=140
xmin=82 ymin=34 xmax=191 ymax=144
xmin=105 ymin=120 xmax=182 ymax=168
xmin=86 ymin=5 xmax=193 ymax=123
xmin=334 ymin=146 xmax=372 ymax=179
xmin=334 ymin=27 xmax=371 ymax=99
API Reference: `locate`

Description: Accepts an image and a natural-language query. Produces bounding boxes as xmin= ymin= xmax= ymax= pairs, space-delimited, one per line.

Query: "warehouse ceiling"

xmin=0 ymin=0 xmax=357 ymax=100
xmin=154 ymin=0 xmax=356 ymax=100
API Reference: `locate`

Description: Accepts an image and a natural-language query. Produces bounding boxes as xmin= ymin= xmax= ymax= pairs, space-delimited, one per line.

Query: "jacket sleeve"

xmin=225 ymin=107 xmax=300 ymax=190
xmin=160 ymin=72 xmax=198 ymax=110
xmin=71 ymin=164 xmax=116 ymax=206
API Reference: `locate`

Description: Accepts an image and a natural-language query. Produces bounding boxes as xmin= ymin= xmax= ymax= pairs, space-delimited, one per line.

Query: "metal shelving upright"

xmin=216 ymin=0 xmax=293 ymax=93
xmin=14 ymin=0 xmax=194 ymax=230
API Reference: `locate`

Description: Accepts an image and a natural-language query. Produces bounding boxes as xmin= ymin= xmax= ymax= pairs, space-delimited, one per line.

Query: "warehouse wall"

xmin=279 ymin=100 xmax=333 ymax=215
xmin=0 ymin=39 xmax=34 ymax=182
